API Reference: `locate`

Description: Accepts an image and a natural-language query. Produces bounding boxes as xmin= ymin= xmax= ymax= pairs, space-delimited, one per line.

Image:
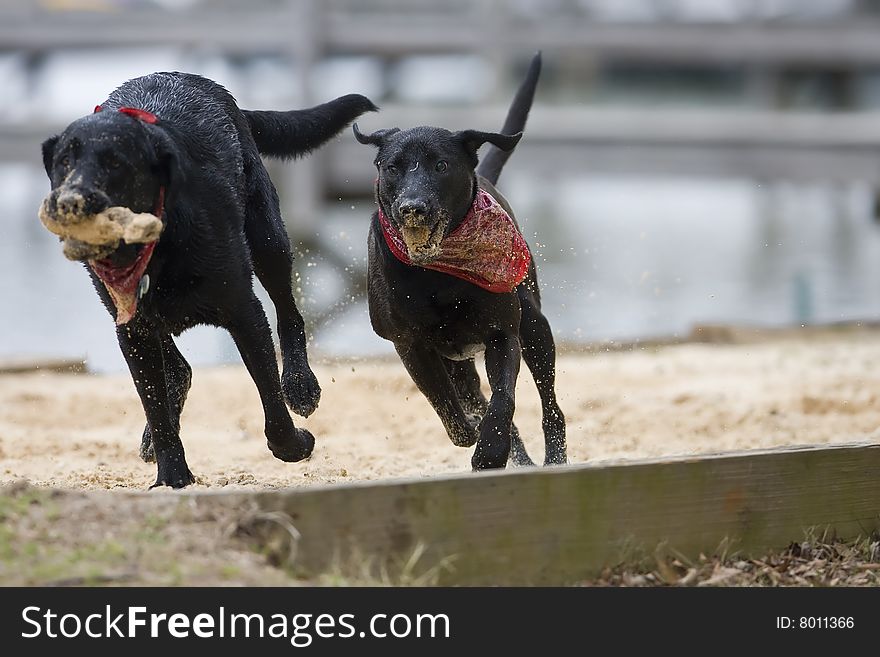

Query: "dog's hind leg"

xmin=117 ymin=323 xmax=195 ymax=488
xmin=226 ymin=291 xmax=315 ymax=463
xmin=244 ymin=169 xmax=321 ymax=418
xmin=396 ymin=345 xmax=478 ymax=449
xmin=519 ymin=294 xmax=567 ymax=465
xmin=139 ymin=335 xmax=192 ymax=463
xmin=444 ymin=358 xmax=535 ymax=467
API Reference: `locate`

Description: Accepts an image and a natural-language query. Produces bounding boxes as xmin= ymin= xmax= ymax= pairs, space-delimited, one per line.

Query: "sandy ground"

xmin=2 ymin=330 xmax=880 ymax=491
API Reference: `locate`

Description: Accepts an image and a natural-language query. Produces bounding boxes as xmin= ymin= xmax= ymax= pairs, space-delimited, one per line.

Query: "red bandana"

xmin=88 ymin=104 xmax=164 ymax=325
xmin=378 ymin=189 xmax=531 ymax=293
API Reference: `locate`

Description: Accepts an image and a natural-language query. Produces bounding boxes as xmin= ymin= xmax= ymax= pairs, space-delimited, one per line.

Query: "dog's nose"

xmin=398 ymin=199 xmax=428 ymax=218
xmin=55 ymin=187 xmax=109 ymax=216
xmin=55 ymin=189 xmax=86 ymax=215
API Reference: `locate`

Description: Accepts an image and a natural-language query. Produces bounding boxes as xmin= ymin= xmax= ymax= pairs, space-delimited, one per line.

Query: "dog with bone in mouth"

xmin=353 ymin=53 xmax=566 ymax=470
xmin=39 ymin=72 xmax=375 ymax=488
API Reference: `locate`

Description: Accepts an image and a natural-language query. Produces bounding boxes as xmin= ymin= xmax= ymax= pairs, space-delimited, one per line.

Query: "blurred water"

xmin=7 ymin=165 xmax=880 ymax=372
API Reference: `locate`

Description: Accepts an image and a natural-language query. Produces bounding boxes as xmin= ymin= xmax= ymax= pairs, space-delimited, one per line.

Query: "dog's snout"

xmin=398 ymin=199 xmax=429 ymax=219
xmin=55 ymin=189 xmax=86 ymax=215
xmin=53 ymin=186 xmax=110 ymax=216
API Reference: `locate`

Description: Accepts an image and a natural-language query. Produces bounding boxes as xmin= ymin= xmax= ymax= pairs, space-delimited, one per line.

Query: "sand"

xmin=2 ymin=332 xmax=880 ymax=491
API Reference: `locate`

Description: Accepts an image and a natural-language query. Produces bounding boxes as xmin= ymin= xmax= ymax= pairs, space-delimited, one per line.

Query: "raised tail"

xmin=244 ymin=93 xmax=377 ymax=159
xmin=477 ymin=52 xmax=542 ymax=186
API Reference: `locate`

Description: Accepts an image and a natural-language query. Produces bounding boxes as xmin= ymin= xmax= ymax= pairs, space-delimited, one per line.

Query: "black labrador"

xmin=353 ymin=53 xmax=566 ymax=469
xmin=40 ymin=72 xmax=375 ymax=488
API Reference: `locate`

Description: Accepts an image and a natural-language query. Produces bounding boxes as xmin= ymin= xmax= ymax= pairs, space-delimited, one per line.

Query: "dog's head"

xmin=41 ymin=108 xmax=181 ymax=322
xmin=353 ymin=123 xmax=521 ymax=264
xmin=41 ymin=108 xmax=180 ymax=244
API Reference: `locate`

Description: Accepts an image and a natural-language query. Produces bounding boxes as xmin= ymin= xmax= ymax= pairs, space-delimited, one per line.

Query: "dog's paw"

xmin=268 ymin=427 xmax=315 ymax=463
xmin=139 ymin=426 xmax=156 ymax=463
xmin=282 ymin=366 xmax=321 ymax=418
xmin=471 ymin=437 xmax=510 ymax=471
xmin=150 ymin=453 xmax=195 ymax=489
xmin=509 ymin=433 xmax=537 ymax=467
xmin=448 ymin=414 xmax=480 ymax=447
xmin=472 ymin=451 xmax=509 ymax=471
xmin=543 ymin=446 xmax=568 ymax=466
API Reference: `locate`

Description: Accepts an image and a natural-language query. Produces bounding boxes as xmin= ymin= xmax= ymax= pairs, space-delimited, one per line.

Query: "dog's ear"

xmin=147 ymin=128 xmax=184 ymax=190
xmin=155 ymin=150 xmax=182 ymax=189
xmin=152 ymin=144 xmax=185 ymax=212
xmin=353 ymin=123 xmax=399 ymax=147
xmin=41 ymin=136 xmax=59 ymax=177
xmin=456 ymin=130 xmax=523 ymax=155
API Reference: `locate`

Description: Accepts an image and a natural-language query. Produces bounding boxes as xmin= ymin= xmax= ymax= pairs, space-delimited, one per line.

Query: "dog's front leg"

xmin=139 ymin=335 xmax=192 ymax=463
xmin=116 ymin=323 xmax=195 ymax=489
xmin=226 ymin=294 xmax=315 ymax=463
xmin=475 ymin=333 xmax=521 ymax=470
xmin=395 ymin=344 xmax=478 ymax=448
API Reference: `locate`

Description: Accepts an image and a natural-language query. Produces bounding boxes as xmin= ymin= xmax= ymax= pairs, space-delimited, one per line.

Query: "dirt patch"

xmin=3 ymin=334 xmax=880 ymax=491
xmin=3 ymin=331 xmax=880 ymax=585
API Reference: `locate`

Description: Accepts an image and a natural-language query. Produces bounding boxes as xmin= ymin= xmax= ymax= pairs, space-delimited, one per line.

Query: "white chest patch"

xmin=446 ymin=343 xmax=485 ymax=361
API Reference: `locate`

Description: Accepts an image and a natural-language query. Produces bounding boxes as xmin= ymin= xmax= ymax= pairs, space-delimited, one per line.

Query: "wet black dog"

xmin=353 ymin=53 xmax=566 ymax=469
xmin=41 ymin=72 xmax=375 ymax=488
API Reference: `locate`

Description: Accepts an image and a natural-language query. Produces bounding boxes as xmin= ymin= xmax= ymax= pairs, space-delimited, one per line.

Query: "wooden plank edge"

xmin=0 ymin=357 xmax=87 ymax=374
xmin=209 ymin=440 xmax=880 ymax=585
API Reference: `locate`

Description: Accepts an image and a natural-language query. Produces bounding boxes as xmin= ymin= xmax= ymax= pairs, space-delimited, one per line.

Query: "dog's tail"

xmin=244 ymin=94 xmax=377 ymax=159
xmin=477 ymin=52 xmax=542 ymax=186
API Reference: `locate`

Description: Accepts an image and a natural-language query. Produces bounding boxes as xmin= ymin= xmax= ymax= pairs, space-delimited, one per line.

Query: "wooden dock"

xmin=9 ymin=106 xmax=880 ymax=188
xmin=6 ymin=1 xmax=880 ymax=224
xmin=7 ymin=3 xmax=880 ymax=65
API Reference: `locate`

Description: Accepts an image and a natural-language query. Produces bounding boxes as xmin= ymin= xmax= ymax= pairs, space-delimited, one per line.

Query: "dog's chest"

xmin=439 ymin=340 xmax=485 ymax=361
xmin=370 ymin=229 xmax=520 ymax=354
xmin=137 ymin=270 xmax=225 ymax=333
xmin=421 ymin=309 xmax=487 ymax=361
xmin=390 ymin=285 xmax=493 ymax=358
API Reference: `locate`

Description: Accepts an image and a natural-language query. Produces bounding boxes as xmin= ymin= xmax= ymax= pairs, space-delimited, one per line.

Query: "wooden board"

xmin=241 ymin=441 xmax=880 ymax=585
xmin=0 ymin=357 xmax=86 ymax=374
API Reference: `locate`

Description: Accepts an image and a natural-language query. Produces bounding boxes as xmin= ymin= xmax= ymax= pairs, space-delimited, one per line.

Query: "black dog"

xmin=41 ymin=72 xmax=375 ymax=488
xmin=353 ymin=53 xmax=566 ymax=469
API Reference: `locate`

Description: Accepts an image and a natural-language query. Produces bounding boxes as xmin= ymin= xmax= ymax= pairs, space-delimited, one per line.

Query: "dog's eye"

xmin=435 ymin=160 xmax=448 ymax=173
xmin=58 ymin=155 xmax=70 ymax=169
xmin=385 ymin=164 xmax=398 ymax=174
xmin=102 ymin=154 xmax=122 ymax=170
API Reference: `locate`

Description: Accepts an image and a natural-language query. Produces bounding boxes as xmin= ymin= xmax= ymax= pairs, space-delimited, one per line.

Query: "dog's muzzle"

xmin=39 ymin=194 xmax=163 ymax=261
xmin=38 ymin=184 xmax=166 ymax=325
xmin=396 ymin=204 xmax=447 ymax=264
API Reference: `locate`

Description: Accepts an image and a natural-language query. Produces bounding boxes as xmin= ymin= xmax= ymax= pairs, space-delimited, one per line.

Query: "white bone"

xmin=38 ymin=198 xmax=163 ymax=247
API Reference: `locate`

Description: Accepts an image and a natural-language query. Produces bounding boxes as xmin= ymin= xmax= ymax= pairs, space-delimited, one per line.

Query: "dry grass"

xmin=588 ymin=531 xmax=880 ymax=587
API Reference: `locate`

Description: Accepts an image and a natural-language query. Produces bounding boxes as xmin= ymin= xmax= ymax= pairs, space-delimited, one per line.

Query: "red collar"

xmin=94 ymin=104 xmax=158 ymax=124
xmin=378 ymin=189 xmax=531 ymax=293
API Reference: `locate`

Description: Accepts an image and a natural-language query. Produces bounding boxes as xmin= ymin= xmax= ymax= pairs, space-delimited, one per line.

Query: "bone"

xmin=400 ymin=226 xmax=433 ymax=253
xmin=39 ymin=198 xmax=163 ymax=247
xmin=61 ymin=237 xmax=116 ymax=262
